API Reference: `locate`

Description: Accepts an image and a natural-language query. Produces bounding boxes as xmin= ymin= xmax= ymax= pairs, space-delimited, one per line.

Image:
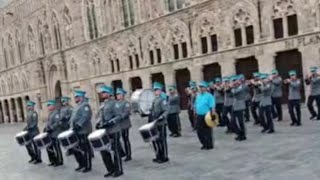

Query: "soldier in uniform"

xmin=149 ymin=82 xmax=170 ymax=163
xmin=270 ymin=70 xmax=283 ymax=121
xmin=23 ymin=101 xmax=42 ymax=164
xmin=194 ymin=81 xmax=215 ymax=150
xmin=239 ymin=74 xmax=251 ymax=122
xmin=231 ymin=76 xmax=247 ymax=141
xmin=167 ymin=85 xmax=181 ymax=137
xmin=44 ymin=100 xmax=64 ymax=166
xmin=69 ymin=90 xmax=93 ymax=173
xmin=96 ymin=86 xmax=123 ymax=177
xmin=305 ymin=67 xmax=320 ymax=120
xmin=222 ymin=77 xmax=233 ymax=133
xmin=250 ymin=72 xmax=262 ymax=125
xmin=284 ymin=70 xmax=302 ymax=126
xmin=213 ymin=78 xmax=225 ymax=126
xmin=60 ymin=96 xmax=73 ymax=156
xmin=186 ymin=81 xmax=197 ymax=130
xmin=115 ymin=88 xmax=132 ymax=162
xmin=259 ymin=74 xmax=275 ymax=134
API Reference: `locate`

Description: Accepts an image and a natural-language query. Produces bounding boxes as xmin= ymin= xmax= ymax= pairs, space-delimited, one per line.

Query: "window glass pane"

xmin=135 ymin=54 xmax=140 ymax=68
xmin=245 ymin=26 xmax=254 ymax=45
xmin=234 ymin=28 xmax=242 ymax=47
xmin=177 ymin=0 xmax=185 ymax=9
xmin=173 ymin=44 xmax=179 ymax=60
xmin=210 ymin=35 xmax=218 ymax=52
xmin=168 ymin=0 xmax=175 ymax=12
xmin=273 ymin=18 xmax=284 ymax=39
xmin=122 ymin=0 xmax=129 ymax=27
xmin=129 ymin=56 xmax=133 ymax=69
xmin=182 ymin=42 xmax=188 ymax=58
xmin=201 ymin=37 xmax=208 ymax=54
xmin=116 ymin=59 xmax=120 ymax=71
xmin=128 ymin=0 xmax=135 ymax=26
xmin=157 ymin=49 xmax=162 ymax=63
xmin=287 ymin=14 xmax=298 ymax=36
xmin=149 ymin=50 xmax=154 ymax=65
xmin=111 ymin=60 xmax=115 ymax=73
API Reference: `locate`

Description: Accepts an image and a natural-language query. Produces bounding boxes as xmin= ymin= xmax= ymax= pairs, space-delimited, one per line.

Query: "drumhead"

xmin=131 ymin=89 xmax=155 ymax=115
xmin=16 ymin=131 xmax=28 ymax=138
xmin=139 ymin=121 xmax=156 ymax=131
xmin=34 ymin=133 xmax=48 ymax=140
xmin=58 ymin=130 xmax=74 ymax=139
xmin=88 ymin=129 xmax=106 ymax=140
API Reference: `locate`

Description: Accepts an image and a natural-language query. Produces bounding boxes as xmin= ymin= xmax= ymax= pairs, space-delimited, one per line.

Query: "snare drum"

xmin=33 ymin=133 xmax=52 ymax=149
xmin=15 ymin=131 xmax=31 ymax=146
xmin=57 ymin=130 xmax=78 ymax=150
xmin=88 ymin=129 xmax=111 ymax=152
xmin=138 ymin=122 xmax=159 ymax=143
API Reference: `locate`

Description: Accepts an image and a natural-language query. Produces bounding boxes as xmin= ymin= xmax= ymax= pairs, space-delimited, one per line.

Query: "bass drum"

xmin=131 ymin=89 xmax=155 ymax=116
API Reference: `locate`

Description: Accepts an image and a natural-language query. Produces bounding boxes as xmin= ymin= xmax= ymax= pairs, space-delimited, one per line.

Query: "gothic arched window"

xmin=85 ymin=0 xmax=98 ymax=39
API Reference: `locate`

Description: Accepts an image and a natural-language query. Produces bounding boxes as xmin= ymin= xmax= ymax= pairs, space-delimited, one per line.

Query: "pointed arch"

xmin=27 ymin=25 xmax=36 ymax=58
xmin=83 ymin=0 xmax=99 ymax=40
xmin=7 ymin=34 xmax=15 ymax=67
xmin=52 ymin=11 xmax=62 ymax=50
xmin=142 ymin=29 xmax=165 ymax=66
xmin=63 ymin=5 xmax=74 ymax=47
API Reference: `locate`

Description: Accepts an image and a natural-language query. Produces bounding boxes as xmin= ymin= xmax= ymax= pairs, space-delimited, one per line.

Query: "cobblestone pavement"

xmin=1 ymin=108 xmax=320 ymax=180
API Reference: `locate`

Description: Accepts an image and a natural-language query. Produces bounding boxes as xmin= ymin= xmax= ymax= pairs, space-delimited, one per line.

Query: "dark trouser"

xmin=245 ymin=100 xmax=251 ymax=122
xmin=232 ymin=110 xmax=246 ymax=138
xmin=71 ymin=134 xmax=91 ymax=169
xmin=260 ymin=106 xmax=274 ymax=131
xmin=216 ymin=103 xmax=224 ymax=126
xmin=187 ymin=108 xmax=195 ymax=128
xmin=223 ymin=106 xmax=233 ymax=132
xmin=196 ymin=115 xmax=214 ymax=148
xmin=121 ymin=129 xmax=131 ymax=159
xmin=101 ymin=132 xmax=122 ymax=173
xmin=26 ymin=140 xmax=41 ymax=161
xmin=46 ymin=138 xmax=63 ymax=164
xmin=167 ymin=113 xmax=181 ymax=135
xmin=288 ymin=100 xmax=301 ymax=125
xmin=251 ymin=101 xmax=261 ymax=124
xmin=271 ymin=97 xmax=283 ymax=121
xmin=307 ymin=95 xmax=320 ymax=119
xmin=152 ymin=124 xmax=168 ymax=160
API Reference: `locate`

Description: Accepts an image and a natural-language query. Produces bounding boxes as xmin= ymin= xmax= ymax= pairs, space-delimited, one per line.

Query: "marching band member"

xmin=186 ymin=81 xmax=198 ymax=130
xmin=270 ymin=70 xmax=283 ymax=121
xmin=115 ymin=88 xmax=132 ymax=162
xmin=213 ymin=78 xmax=225 ymax=126
xmin=305 ymin=67 xmax=320 ymax=120
xmin=284 ymin=70 xmax=302 ymax=126
xmin=69 ymin=90 xmax=93 ymax=173
xmin=239 ymin=74 xmax=251 ymax=122
xmin=60 ymin=97 xmax=73 ymax=156
xmin=231 ymin=76 xmax=247 ymax=141
xmin=44 ymin=100 xmax=63 ymax=166
xmin=149 ymin=82 xmax=170 ymax=163
xmin=96 ymin=86 xmax=123 ymax=177
xmin=259 ymin=74 xmax=275 ymax=134
xmin=250 ymin=72 xmax=262 ymax=125
xmin=23 ymin=101 xmax=42 ymax=164
xmin=167 ymin=85 xmax=182 ymax=137
xmin=222 ymin=77 xmax=234 ymax=133
xmin=194 ymin=81 xmax=215 ymax=150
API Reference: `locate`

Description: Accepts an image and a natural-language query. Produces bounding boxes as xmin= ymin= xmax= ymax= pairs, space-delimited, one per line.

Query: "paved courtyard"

xmin=1 ymin=108 xmax=320 ymax=180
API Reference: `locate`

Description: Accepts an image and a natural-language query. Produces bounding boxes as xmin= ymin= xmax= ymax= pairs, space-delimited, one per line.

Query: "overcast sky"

xmin=0 ymin=0 xmax=11 ymax=8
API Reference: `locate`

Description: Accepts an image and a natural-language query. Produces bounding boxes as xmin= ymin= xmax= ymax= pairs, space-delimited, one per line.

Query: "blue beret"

xmin=289 ymin=70 xmax=297 ymax=76
xmin=214 ymin=77 xmax=222 ymax=83
xmin=198 ymin=81 xmax=208 ymax=88
xmin=238 ymin=74 xmax=245 ymax=80
xmin=160 ymin=92 xmax=168 ymax=100
xmin=26 ymin=101 xmax=36 ymax=107
xmin=153 ymin=82 xmax=163 ymax=90
xmin=222 ymin=77 xmax=230 ymax=82
xmin=271 ymin=69 xmax=278 ymax=75
xmin=46 ymin=100 xmax=56 ymax=106
xmin=189 ymin=81 xmax=197 ymax=87
xmin=116 ymin=88 xmax=127 ymax=95
xmin=168 ymin=85 xmax=177 ymax=91
xmin=260 ymin=73 xmax=269 ymax=80
xmin=61 ymin=96 xmax=70 ymax=102
xmin=310 ymin=67 xmax=318 ymax=73
xmin=100 ymin=86 xmax=113 ymax=94
xmin=74 ymin=90 xmax=86 ymax=97
xmin=253 ymin=72 xmax=260 ymax=78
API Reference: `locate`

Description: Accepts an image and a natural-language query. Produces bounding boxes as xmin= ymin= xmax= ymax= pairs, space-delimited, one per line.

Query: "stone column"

xmin=220 ymin=60 xmax=236 ymax=77
xmin=8 ymin=99 xmax=15 ymax=123
xmin=1 ymin=101 xmax=9 ymax=123
xmin=141 ymin=73 xmax=152 ymax=89
xmin=189 ymin=65 xmax=203 ymax=82
xmin=207 ymin=36 xmax=212 ymax=53
xmin=15 ymin=98 xmax=23 ymax=122
xmin=164 ymin=68 xmax=175 ymax=92
xmin=241 ymin=26 xmax=247 ymax=46
xmin=283 ymin=16 xmax=288 ymax=38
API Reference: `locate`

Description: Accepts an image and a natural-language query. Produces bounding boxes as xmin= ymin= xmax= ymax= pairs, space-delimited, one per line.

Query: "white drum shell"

xmin=139 ymin=122 xmax=159 ymax=143
xmin=88 ymin=129 xmax=111 ymax=152
xmin=33 ymin=133 xmax=52 ymax=149
xmin=58 ymin=130 xmax=78 ymax=150
xmin=15 ymin=131 xmax=31 ymax=146
xmin=131 ymin=89 xmax=155 ymax=115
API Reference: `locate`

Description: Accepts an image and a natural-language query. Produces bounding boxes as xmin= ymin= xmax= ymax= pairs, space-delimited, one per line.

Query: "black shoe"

xmin=54 ymin=162 xmax=63 ymax=167
xmin=104 ymin=172 xmax=114 ymax=178
xmin=169 ymin=133 xmax=174 ymax=137
xmin=82 ymin=168 xmax=91 ymax=173
xmin=206 ymin=146 xmax=214 ymax=150
xmin=225 ymin=130 xmax=232 ymax=134
xmin=172 ymin=134 xmax=181 ymax=138
xmin=152 ymin=158 xmax=161 ymax=163
xmin=267 ymin=130 xmax=275 ymax=134
xmin=201 ymin=146 xmax=206 ymax=150
xmin=33 ymin=160 xmax=42 ymax=164
xmin=310 ymin=115 xmax=317 ymax=120
xmin=235 ymin=136 xmax=241 ymax=141
xmin=238 ymin=136 xmax=247 ymax=141
xmin=290 ymin=122 xmax=296 ymax=126
xmin=75 ymin=166 xmax=84 ymax=172
xmin=48 ymin=162 xmax=56 ymax=166
xmin=28 ymin=159 xmax=35 ymax=163
xmin=261 ymin=128 xmax=268 ymax=133
xmin=158 ymin=158 xmax=170 ymax=163
xmin=296 ymin=123 xmax=302 ymax=126
xmin=112 ymin=171 xmax=124 ymax=178
xmin=124 ymin=157 xmax=132 ymax=162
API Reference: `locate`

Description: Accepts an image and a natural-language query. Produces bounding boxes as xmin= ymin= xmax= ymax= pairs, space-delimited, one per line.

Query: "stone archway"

xmin=17 ymin=97 xmax=25 ymax=122
xmin=4 ymin=100 xmax=10 ymax=123
xmin=10 ymin=98 xmax=17 ymax=123
xmin=130 ymin=77 xmax=143 ymax=92
xmin=48 ymin=64 xmax=62 ymax=100
xmin=0 ymin=101 xmax=4 ymax=123
xmin=55 ymin=80 xmax=62 ymax=107
xmin=202 ymin=63 xmax=221 ymax=82
xmin=175 ymin=68 xmax=191 ymax=110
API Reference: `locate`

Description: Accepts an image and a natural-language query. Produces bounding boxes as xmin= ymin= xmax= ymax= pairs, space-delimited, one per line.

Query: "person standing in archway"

xmin=23 ymin=101 xmax=42 ymax=164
